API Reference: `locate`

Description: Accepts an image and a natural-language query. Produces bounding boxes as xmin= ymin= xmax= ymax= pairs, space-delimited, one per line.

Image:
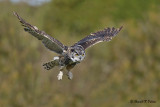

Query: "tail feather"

xmin=43 ymin=60 xmax=59 ymax=70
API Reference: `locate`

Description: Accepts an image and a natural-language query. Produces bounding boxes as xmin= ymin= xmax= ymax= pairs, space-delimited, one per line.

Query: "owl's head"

xmin=68 ymin=45 xmax=85 ymax=62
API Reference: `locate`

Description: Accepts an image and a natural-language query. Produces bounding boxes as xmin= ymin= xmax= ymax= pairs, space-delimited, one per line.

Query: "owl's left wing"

xmin=72 ymin=26 xmax=123 ymax=50
xmin=14 ymin=12 xmax=66 ymax=54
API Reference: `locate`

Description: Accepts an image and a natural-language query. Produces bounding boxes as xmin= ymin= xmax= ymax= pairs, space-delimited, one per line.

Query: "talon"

xmin=57 ymin=71 xmax=63 ymax=80
xmin=67 ymin=71 xmax=73 ymax=80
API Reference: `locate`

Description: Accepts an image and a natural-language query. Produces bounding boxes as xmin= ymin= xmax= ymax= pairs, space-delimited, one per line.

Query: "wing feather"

xmin=14 ymin=12 xmax=66 ymax=54
xmin=72 ymin=26 xmax=123 ymax=49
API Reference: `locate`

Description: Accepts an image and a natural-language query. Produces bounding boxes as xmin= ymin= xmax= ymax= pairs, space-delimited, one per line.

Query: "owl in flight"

xmin=14 ymin=12 xmax=123 ymax=80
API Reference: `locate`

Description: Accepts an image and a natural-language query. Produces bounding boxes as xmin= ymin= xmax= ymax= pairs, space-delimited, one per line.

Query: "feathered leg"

xmin=66 ymin=63 xmax=76 ymax=80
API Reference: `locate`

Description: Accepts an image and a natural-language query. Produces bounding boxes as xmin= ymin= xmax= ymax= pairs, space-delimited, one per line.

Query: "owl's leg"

xmin=67 ymin=71 xmax=73 ymax=80
xmin=66 ymin=63 xmax=76 ymax=80
xmin=57 ymin=66 xmax=65 ymax=80
xmin=43 ymin=56 xmax=59 ymax=70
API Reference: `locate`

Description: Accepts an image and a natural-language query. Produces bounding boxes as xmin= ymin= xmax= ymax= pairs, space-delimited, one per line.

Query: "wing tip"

xmin=119 ymin=26 xmax=123 ymax=31
xmin=13 ymin=11 xmax=18 ymax=17
xmin=13 ymin=11 xmax=22 ymax=21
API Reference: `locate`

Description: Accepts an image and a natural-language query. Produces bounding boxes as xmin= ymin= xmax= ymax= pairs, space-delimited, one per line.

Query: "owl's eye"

xmin=75 ymin=53 xmax=78 ymax=56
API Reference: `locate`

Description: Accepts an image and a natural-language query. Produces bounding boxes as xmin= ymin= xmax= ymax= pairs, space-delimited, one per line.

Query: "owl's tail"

xmin=43 ymin=60 xmax=59 ymax=70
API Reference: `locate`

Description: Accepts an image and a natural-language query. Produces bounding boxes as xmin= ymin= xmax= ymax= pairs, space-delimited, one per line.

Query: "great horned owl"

xmin=14 ymin=12 xmax=123 ymax=80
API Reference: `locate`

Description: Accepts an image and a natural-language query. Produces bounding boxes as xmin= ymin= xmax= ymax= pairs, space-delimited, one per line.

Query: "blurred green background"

xmin=0 ymin=0 xmax=160 ymax=107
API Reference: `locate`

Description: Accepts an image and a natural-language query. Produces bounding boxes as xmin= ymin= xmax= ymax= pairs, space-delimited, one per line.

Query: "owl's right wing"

xmin=14 ymin=12 xmax=66 ymax=54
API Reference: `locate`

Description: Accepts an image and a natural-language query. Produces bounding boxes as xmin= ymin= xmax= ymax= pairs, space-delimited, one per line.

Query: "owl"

xmin=14 ymin=12 xmax=123 ymax=80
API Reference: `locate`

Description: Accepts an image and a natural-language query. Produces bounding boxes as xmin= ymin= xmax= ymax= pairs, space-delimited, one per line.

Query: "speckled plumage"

xmin=14 ymin=12 xmax=123 ymax=80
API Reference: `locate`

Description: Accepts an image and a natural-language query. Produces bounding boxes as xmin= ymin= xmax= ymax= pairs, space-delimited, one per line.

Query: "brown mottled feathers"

xmin=14 ymin=11 xmax=122 ymax=53
xmin=13 ymin=12 xmax=66 ymax=54
xmin=72 ymin=26 xmax=123 ymax=50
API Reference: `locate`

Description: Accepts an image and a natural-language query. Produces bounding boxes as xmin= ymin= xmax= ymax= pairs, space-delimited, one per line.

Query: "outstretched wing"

xmin=14 ymin=12 xmax=66 ymax=54
xmin=72 ymin=26 xmax=123 ymax=50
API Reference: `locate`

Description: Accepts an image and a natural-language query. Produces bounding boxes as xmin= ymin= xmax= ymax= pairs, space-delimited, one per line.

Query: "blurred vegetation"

xmin=0 ymin=0 xmax=160 ymax=107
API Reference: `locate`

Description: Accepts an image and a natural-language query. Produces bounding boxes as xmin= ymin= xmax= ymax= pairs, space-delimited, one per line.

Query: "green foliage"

xmin=0 ymin=0 xmax=160 ymax=107
xmin=112 ymin=0 xmax=159 ymax=21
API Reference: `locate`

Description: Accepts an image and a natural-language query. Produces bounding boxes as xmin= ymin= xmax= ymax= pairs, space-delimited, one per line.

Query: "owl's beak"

xmin=79 ymin=57 xmax=81 ymax=60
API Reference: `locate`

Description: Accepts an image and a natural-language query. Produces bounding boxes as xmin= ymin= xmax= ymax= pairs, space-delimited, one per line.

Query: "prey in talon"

xmin=14 ymin=12 xmax=123 ymax=80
